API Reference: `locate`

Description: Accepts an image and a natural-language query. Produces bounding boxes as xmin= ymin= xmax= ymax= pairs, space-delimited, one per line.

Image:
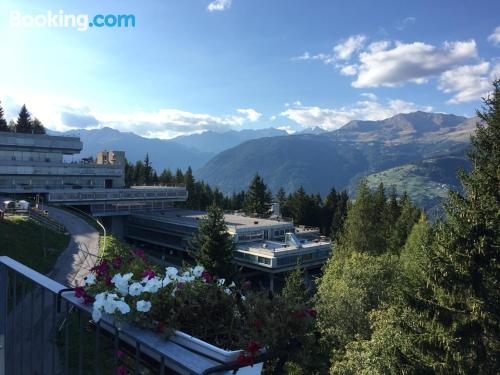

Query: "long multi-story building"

xmin=0 ymin=131 xmax=187 ymax=235
xmin=126 ymin=209 xmax=332 ymax=290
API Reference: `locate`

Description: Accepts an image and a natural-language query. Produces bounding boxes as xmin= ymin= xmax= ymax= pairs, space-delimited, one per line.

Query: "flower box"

xmin=171 ymin=330 xmax=264 ymax=374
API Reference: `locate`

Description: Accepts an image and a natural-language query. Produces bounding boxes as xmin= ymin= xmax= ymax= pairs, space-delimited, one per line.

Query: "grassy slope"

xmin=363 ymin=156 xmax=469 ymax=217
xmin=0 ymin=215 xmax=69 ymax=274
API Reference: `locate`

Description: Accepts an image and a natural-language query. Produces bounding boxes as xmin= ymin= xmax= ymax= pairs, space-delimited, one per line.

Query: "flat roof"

xmin=139 ymin=208 xmax=295 ymax=230
xmin=237 ymin=238 xmax=331 ymax=257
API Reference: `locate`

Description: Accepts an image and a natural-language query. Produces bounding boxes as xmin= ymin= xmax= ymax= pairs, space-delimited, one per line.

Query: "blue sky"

xmin=0 ymin=0 xmax=499 ymax=138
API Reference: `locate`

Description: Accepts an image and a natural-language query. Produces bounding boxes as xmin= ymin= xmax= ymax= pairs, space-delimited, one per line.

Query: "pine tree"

xmin=159 ymin=169 xmax=174 ymax=185
xmin=425 ymin=80 xmax=500 ymax=372
xmin=0 ymin=101 xmax=8 ymax=132
xmin=143 ymin=154 xmax=153 ymax=185
xmin=189 ymin=205 xmax=236 ymax=279
xmin=244 ymin=173 xmax=272 ymax=216
xmin=175 ymin=168 xmax=184 ymax=184
xmin=330 ymin=190 xmax=348 ymax=242
xmin=31 ymin=118 xmax=46 ymax=134
xmin=15 ymin=104 xmax=33 ymax=133
xmin=184 ymin=167 xmax=196 ymax=207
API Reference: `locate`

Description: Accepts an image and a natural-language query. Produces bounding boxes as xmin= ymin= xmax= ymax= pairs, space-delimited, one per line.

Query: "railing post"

xmin=0 ymin=263 xmax=7 ymax=375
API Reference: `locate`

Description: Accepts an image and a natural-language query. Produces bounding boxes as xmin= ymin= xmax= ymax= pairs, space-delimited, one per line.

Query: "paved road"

xmin=46 ymin=206 xmax=100 ymax=286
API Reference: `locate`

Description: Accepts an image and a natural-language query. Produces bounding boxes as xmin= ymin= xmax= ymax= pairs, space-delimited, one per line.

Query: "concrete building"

xmin=125 ymin=209 xmax=332 ymax=289
xmin=0 ymin=131 xmax=187 ymax=236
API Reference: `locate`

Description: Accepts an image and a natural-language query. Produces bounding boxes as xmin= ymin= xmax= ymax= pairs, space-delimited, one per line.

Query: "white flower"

xmin=103 ymin=293 xmax=119 ymax=314
xmin=229 ymin=281 xmax=236 ymax=288
xmin=111 ymin=273 xmax=133 ymax=296
xmin=129 ymin=282 xmax=143 ymax=297
xmin=241 ymin=295 xmax=247 ymax=301
xmin=143 ymin=277 xmax=162 ymax=293
xmin=84 ymin=272 xmax=96 ymax=286
xmin=162 ymin=276 xmax=172 ymax=287
xmin=179 ymin=272 xmax=195 ymax=283
xmin=165 ymin=267 xmax=178 ymax=279
xmin=136 ymin=300 xmax=152 ymax=313
xmin=115 ymin=300 xmax=131 ymax=315
xmin=92 ymin=307 xmax=102 ymax=322
xmin=217 ymin=279 xmax=226 ymax=286
xmin=93 ymin=292 xmax=107 ymax=310
xmin=192 ymin=265 xmax=204 ymax=278
xmin=224 ymin=288 xmax=232 ymax=295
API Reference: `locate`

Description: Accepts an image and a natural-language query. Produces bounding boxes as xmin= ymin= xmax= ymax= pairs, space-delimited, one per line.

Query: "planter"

xmin=171 ymin=330 xmax=264 ymax=374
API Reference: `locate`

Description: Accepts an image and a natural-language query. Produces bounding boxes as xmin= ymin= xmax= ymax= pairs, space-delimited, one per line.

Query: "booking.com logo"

xmin=9 ymin=10 xmax=136 ymax=32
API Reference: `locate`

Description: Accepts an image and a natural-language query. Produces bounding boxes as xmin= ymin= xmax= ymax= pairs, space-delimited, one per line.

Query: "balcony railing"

xmin=0 ymin=256 xmax=258 ymax=375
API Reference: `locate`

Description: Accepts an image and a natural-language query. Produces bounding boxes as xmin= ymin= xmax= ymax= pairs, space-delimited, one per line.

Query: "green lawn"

xmin=0 ymin=215 xmax=70 ymax=274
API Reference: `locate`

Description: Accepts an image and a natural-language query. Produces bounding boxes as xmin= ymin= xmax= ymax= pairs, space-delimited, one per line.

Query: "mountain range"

xmin=196 ymin=112 xmax=478 ymax=207
xmin=51 ymin=127 xmax=288 ymax=171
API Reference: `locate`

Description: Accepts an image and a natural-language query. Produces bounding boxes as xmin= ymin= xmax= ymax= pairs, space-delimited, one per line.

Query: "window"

xmin=238 ymin=231 xmax=264 ymax=242
xmin=258 ymin=257 xmax=271 ymax=265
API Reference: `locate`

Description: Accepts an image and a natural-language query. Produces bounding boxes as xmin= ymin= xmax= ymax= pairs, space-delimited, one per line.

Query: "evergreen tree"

xmin=0 ymin=101 xmax=8 ymax=132
xmin=275 ymin=187 xmax=287 ymax=212
xmin=424 ymin=80 xmax=500 ymax=372
xmin=133 ymin=160 xmax=145 ymax=185
xmin=31 ymin=118 xmax=46 ymax=134
xmin=124 ymin=160 xmax=134 ymax=187
xmin=184 ymin=166 xmax=196 ymax=207
xmin=175 ymin=168 xmax=184 ymax=184
xmin=244 ymin=173 xmax=272 ymax=216
xmin=189 ymin=205 xmax=236 ymax=279
xmin=330 ymin=190 xmax=348 ymax=242
xmin=159 ymin=169 xmax=174 ymax=185
xmin=8 ymin=120 xmax=16 ymax=132
xmin=15 ymin=104 xmax=33 ymax=133
xmin=143 ymin=154 xmax=153 ymax=185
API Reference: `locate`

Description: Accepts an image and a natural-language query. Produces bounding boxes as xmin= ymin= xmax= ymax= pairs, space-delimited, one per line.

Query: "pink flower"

xmin=132 ymin=248 xmax=146 ymax=259
xmin=91 ymin=260 xmax=109 ymax=277
xmin=83 ymin=293 xmax=95 ymax=305
xmin=294 ymin=310 xmax=306 ymax=319
xmin=112 ymin=256 xmax=122 ymax=269
xmin=116 ymin=350 xmax=124 ymax=359
xmin=306 ymin=308 xmax=317 ymax=318
xmin=142 ymin=269 xmax=155 ymax=280
xmin=237 ymin=352 xmax=254 ymax=366
xmin=246 ymin=340 xmax=261 ymax=354
xmin=105 ymin=276 xmax=113 ymax=286
xmin=177 ymin=282 xmax=185 ymax=290
xmin=116 ymin=365 xmax=127 ymax=375
xmin=201 ymin=271 xmax=213 ymax=283
xmin=74 ymin=287 xmax=85 ymax=299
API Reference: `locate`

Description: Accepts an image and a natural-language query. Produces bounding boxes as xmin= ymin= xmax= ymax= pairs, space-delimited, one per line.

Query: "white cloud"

xmin=438 ymin=62 xmax=499 ymax=104
xmin=353 ymin=39 xmax=477 ymax=88
xmin=207 ymin=0 xmax=232 ymax=12
xmin=0 ymin=90 xmax=263 ymax=139
xmin=396 ymin=17 xmax=416 ymax=31
xmin=276 ymin=126 xmax=296 ymax=134
xmin=236 ymin=108 xmax=262 ymax=122
xmin=333 ymin=35 xmax=366 ymax=60
xmin=280 ymin=96 xmax=432 ymax=130
xmin=339 ymin=64 xmax=358 ymax=76
xmin=488 ymin=26 xmax=500 ymax=46
xmin=293 ymin=34 xmax=366 ymax=66
xmin=360 ymin=93 xmax=378 ymax=101
xmin=292 ymin=52 xmax=335 ymax=65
